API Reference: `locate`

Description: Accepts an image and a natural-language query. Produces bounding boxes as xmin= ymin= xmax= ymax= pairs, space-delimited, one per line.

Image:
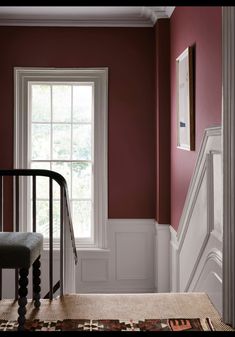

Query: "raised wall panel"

xmin=81 ymin=259 xmax=109 ymax=282
xmin=192 ymin=250 xmax=222 ymax=315
xmin=76 ymin=219 xmax=155 ymax=293
xmin=170 ymin=127 xmax=222 ymax=315
xmin=116 ymin=232 xmax=147 ymax=280
xmin=179 ymin=170 xmax=208 ymax=291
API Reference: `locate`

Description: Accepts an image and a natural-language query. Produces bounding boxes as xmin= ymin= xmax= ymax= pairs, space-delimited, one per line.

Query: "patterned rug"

xmin=0 ymin=318 xmax=214 ymax=331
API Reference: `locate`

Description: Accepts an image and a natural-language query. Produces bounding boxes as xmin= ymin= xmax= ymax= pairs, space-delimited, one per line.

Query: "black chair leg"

xmin=18 ymin=268 xmax=28 ymax=331
xmin=33 ymin=255 xmax=41 ymax=308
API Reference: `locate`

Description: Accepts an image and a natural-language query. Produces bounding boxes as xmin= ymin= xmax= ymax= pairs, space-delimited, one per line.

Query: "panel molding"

xmin=191 ymin=248 xmax=222 ymax=292
xmin=177 ymin=126 xmax=221 ymax=240
xmin=75 ymin=218 xmax=155 ymax=293
xmin=170 ymin=127 xmax=222 ymax=314
xmin=81 ymin=258 xmax=109 ymax=282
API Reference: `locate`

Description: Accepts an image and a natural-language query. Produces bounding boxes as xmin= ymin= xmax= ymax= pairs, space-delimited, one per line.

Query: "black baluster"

xmin=33 ymin=256 xmax=41 ymax=308
xmin=18 ymin=268 xmax=28 ymax=331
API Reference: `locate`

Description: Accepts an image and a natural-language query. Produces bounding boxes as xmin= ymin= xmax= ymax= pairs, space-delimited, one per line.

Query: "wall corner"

xmin=154 ymin=222 xmax=170 ymax=292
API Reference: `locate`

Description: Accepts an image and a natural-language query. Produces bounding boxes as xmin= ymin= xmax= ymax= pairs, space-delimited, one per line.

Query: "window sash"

xmin=14 ymin=67 xmax=108 ymax=249
xmin=29 ymin=81 xmax=94 ymax=241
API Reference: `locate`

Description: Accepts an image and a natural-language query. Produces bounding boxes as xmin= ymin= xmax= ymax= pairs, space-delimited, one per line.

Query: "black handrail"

xmin=0 ymin=169 xmax=78 ymax=299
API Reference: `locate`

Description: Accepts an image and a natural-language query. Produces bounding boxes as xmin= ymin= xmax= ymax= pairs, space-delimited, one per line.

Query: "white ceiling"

xmin=0 ymin=6 xmax=175 ymax=27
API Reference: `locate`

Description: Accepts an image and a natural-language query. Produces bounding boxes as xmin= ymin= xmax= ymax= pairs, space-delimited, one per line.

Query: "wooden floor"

xmin=0 ymin=292 xmax=234 ymax=331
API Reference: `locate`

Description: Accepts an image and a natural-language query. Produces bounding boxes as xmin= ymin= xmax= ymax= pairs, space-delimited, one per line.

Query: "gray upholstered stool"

xmin=0 ymin=232 xmax=43 ymax=330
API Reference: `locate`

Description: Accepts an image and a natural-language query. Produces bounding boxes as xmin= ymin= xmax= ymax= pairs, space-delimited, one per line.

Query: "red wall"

xmin=154 ymin=19 xmax=171 ymax=224
xmin=170 ymin=7 xmax=222 ymax=230
xmin=0 ymin=26 xmax=155 ymax=220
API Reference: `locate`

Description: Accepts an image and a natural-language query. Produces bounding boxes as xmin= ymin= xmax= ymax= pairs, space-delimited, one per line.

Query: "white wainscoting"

xmin=76 ymin=219 xmax=156 ymax=293
xmin=1 ymin=219 xmax=157 ymax=298
xmin=170 ymin=127 xmax=223 ymax=315
xmin=154 ymin=222 xmax=170 ymax=292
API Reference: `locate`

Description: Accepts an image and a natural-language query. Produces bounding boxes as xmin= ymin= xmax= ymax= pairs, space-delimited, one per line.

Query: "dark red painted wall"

xmin=154 ymin=19 xmax=171 ymax=224
xmin=170 ymin=7 xmax=222 ymax=230
xmin=0 ymin=27 xmax=155 ymax=220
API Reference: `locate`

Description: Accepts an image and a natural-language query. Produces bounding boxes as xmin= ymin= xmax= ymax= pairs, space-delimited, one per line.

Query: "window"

xmin=14 ymin=68 xmax=108 ymax=249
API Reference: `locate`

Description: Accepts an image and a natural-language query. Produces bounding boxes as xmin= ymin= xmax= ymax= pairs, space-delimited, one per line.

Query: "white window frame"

xmin=14 ymin=67 xmax=108 ymax=249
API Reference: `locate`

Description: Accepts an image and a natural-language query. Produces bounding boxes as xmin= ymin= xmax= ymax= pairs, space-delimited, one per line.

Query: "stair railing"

xmin=0 ymin=169 xmax=78 ymax=300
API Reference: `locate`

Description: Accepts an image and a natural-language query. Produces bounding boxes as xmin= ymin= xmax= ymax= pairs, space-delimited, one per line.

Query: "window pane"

xmin=35 ymin=200 xmax=49 ymax=237
xmin=52 ymin=85 xmax=71 ymax=122
xmin=32 ymin=124 xmax=50 ymax=160
xmin=31 ymin=84 xmax=51 ymax=122
xmin=30 ymin=162 xmax=50 ymax=202
xmin=33 ymin=200 xmax=60 ymax=238
xmin=37 ymin=177 xmax=49 ymax=199
xmin=73 ymin=85 xmax=92 ymax=123
xmin=53 ymin=124 xmax=71 ymax=159
xmin=72 ymin=124 xmax=91 ymax=160
xmin=72 ymin=162 xmax=92 ymax=199
xmin=72 ymin=200 xmax=91 ymax=238
xmin=52 ymin=162 xmax=71 ymax=198
xmin=31 ymin=162 xmax=51 ymax=170
xmin=52 ymin=200 xmax=60 ymax=238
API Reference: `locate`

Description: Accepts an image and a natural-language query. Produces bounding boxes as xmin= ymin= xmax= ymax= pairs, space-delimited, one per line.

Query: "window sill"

xmin=77 ymin=248 xmax=110 ymax=252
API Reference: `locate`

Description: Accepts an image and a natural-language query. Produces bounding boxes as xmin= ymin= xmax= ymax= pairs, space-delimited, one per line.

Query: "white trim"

xmin=170 ymin=127 xmax=222 ymax=314
xmin=0 ymin=6 xmax=172 ymax=27
xmin=222 ymin=6 xmax=235 ymax=327
xmin=169 ymin=226 xmax=179 ymax=292
xmin=76 ymin=218 xmax=156 ymax=293
xmin=164 ymin=7 xmax=175 ymax=17
xmin=177 ymin=127 xmax=221 ymax=240
xmin=154 ymin=222 xmax=170 ymax=292
xmin=191 ymin=248 xmax=222 ymax=292
xmin=0 ymin=19 xmax=155 ymax=27
xmin=14 ymin=67 xmax=108 ymax=249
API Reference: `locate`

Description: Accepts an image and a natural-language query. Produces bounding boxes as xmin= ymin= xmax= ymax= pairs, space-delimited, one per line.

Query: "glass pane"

xmin=53 ymin=124 xmax=71 ymax=159
xmin=31 ymin=84 xmax=51 ymax=122
xmin=35 ymin=200 xmax=49 ymax=237
xmin=31 ymin=162 xmax=51 ymax=170
xmin=72 ymin=162 xmax=92 ymax=199
xmin=73 ymin=200 xmax=91 ymax=238
xmin=37 ymin=176 xmax=49 ymax=200
xmin=52 ymin=162 xmax=71 ymax=198
xmin=32 ymin=124 xmax=50 ymax=160
xmin=73 ymin=85 xmax=92 ymax=123
xmin=72 ymin=124 xmax=91 ymax=160
xmin=33 ymin=200 xmax=60 ymax=238
xmin=30 ymin=162 xmax=50 ymax=200
xmin=52 ymin=200 xmax=60 ymax=238
xmin=52 ymin=85 xmax=71 ymax=122
xmin=30 ymin=162 xmax=50 ymax=199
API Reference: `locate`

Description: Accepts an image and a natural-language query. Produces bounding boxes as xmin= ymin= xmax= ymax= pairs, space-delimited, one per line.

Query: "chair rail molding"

xmin=222 ymin=6 xmax=235 ymax=328
xmin=170 ymin=127 xmax=223 ymax=315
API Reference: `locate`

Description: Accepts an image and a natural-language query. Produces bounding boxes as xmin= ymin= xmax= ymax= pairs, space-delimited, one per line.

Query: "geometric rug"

xmin=0 ymin=318 xmax=215 ymax=331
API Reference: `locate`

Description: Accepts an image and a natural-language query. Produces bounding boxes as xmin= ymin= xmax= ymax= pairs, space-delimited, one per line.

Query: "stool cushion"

xmin=0 ymin=232 xmax=43 ymax=269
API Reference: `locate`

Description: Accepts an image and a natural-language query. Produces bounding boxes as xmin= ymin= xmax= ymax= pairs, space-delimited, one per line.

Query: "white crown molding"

xmin=165 ymin=7 xmax=175 ymax=17
xmin=0 ymin=6 xmax=173 ymax=27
